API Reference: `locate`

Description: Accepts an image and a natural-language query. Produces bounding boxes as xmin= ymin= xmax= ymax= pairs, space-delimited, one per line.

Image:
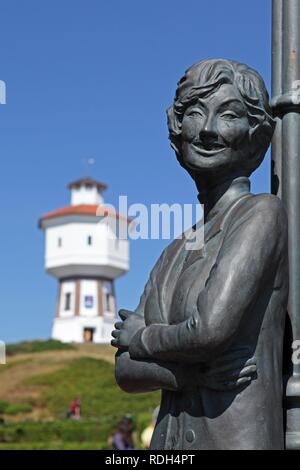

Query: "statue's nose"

xmin=199 ymin=116 xmax=218 ymax=145
xmin=199 ymin=128 xmax=218 ymax=146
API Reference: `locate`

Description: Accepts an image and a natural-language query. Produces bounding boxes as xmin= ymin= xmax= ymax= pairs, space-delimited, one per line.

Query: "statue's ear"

xmin=248 ymin=123 xmax=260 ymax=142
xmin=167 ymin=106 xmax=180 ymax=132
xmin=246 ymin=118 xmax=275 ymax=173
xmin=248 ymin=116 xmax=275 ymax=150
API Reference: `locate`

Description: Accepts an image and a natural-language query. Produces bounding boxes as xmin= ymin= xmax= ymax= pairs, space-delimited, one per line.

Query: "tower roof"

xmin=39 ymin=204 xmax=131 ymax=228
xmin=68 ymin=177 xmax=107 ymax=192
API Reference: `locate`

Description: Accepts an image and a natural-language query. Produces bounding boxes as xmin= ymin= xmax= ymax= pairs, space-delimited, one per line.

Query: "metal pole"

xmin=271 ymin=0 xmax=282 ymax=197
xmin=272 ymin=0 xmax=300 ymax=450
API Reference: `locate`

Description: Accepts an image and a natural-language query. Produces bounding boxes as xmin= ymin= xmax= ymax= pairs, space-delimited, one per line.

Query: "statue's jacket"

xmin=116 ymin=178 xmax=289 ymax=450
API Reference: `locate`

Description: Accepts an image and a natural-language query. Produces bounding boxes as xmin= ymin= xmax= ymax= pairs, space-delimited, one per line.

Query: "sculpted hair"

xmin=167 ymin=59 xmax=276 ymax=175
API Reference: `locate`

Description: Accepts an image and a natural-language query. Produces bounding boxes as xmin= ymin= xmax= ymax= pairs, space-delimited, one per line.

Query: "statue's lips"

xmin=192 ymin=142 xmax=226 ymax=156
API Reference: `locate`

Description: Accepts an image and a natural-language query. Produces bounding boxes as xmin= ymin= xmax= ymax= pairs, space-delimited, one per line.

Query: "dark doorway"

xmin=83 ymin=327 xmax=95 ymax=343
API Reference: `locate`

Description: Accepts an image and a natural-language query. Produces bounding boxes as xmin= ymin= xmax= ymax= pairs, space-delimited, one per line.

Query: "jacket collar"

xmin=202 ymin=176 xmax=251 ymax=243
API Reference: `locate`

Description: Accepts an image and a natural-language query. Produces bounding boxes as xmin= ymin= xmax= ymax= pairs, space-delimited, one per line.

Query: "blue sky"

xmin=0 ymin=0 xmax=272 ymax=342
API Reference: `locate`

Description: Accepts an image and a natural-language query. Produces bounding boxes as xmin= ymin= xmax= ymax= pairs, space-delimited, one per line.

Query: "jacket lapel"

xmin=154 ymin=193 xmax=253 ymax=323
xmin=155 ymin=217 xmax=222 ymax=322
xmin=156 ymin=236 xmax=187 ymax=322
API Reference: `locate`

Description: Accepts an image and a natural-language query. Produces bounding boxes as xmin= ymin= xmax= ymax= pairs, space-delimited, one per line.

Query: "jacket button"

xmin=185 ymin=430 xmax=195 ymax=443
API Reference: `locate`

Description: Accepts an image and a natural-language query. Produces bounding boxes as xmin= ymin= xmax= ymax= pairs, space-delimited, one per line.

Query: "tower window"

xmin=103 ymin=281 xmax=112 ymax=294
xmin=58 ymin=237 xmax=62 ymax=247
xmin=103 ymin=281 xmax=115 ymax=313
xmin=84 ymin=295 xmax=94 ymax=308
xmin=87 ymin=235 xmax=92 ymax=246
xmin=65 ymin=293 xmax=71 ymax=311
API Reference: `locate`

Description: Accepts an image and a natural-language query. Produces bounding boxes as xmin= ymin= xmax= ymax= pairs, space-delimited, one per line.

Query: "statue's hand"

xmin=201 ymin=348 xmax=257 ymax=392
xmin=111 ymin=309 xmax=145 ymax=350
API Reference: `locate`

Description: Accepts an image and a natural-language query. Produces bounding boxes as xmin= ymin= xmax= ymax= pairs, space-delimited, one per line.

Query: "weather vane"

xmin=82 ymin=157 xmax=96 ymax=176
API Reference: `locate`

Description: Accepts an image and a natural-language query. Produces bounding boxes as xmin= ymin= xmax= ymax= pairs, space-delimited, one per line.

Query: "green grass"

xmin=0 ymin=420 xmax=111 ymax=444
xmin=6 ymin=339 xmax=76 ymax=356
xmin=25 ymin=356 xmax=159 ymax=419
xmin=0 ymin=416 xmax=154 ymax=449
xmin=0 ymin=400 xmax=32 ymax=415
xmin=0 ymin=346 xmax=159 ymax=449
xmin=0 ymin=442 xmax=108 ymax=450
xmin=0 ymin=413 xmax=154 ymax=449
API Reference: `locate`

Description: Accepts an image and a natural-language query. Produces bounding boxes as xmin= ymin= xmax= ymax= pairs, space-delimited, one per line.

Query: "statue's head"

xmin=167 ymin=59 xmax=275 ymax=180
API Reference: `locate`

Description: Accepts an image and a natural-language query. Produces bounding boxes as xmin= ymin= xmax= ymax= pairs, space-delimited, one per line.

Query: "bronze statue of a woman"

xmin=111 ymin=59 xmax=289 ymax=450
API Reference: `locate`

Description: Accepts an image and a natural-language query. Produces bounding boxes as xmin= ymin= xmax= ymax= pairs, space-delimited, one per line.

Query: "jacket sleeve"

xmin=128 ymin=196 xmax=287 ymax=363
xmin=115 ymin=247 xmax=197 ymax=392
xmin=115 ymin=350 xmax=194 ymax=393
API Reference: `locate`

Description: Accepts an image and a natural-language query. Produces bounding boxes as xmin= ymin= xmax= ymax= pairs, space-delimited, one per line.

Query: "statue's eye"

xmin=186 ymin=109 xmax=204 ymax=117
xmin=221 ymin=112 xmax=238 ymax=120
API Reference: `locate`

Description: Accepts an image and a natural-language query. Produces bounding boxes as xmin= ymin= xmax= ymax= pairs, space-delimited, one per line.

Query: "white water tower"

xmin=39 ymin=177 xmax=130 ymax=343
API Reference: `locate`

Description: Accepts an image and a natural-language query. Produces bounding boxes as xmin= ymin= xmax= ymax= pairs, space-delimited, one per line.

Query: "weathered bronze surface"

xmin=271 ymin=0 xmax=300 ymax=450
xmin=112 ymin=59 xmax=289 ymax=450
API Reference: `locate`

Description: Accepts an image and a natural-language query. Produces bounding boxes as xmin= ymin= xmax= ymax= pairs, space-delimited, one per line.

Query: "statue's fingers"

xmin=210 ymin=364 xmax=257 ymax=382
xmin=119 ymin=309 xmax=131 ymax=321
xmin=114 ymin=322 xmax=123 ymax=330
xmin=204 ymin=377 xmax=241 ymax=392
xmin=111 ymin=339 xmax=119 ymax=348
xmin=221 ymin=376 xmax=251 ymax=390
xmin=235 ymin=377 xmax=252 ymax=387
xmin=238 ymin=365 xmax=257 ymax=379
xmin=111 ymin=330 xmax=120 ymax=339
xmin=204 ymin=372 xmax=254 ymax=391
xmin=208 ymin=369 xmax=242 ymax=384
xmin=244 ymin=357 xmax=257 ymax=367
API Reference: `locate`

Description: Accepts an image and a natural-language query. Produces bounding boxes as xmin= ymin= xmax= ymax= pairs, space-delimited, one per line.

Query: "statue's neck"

xmin=196 ymin=175 xmax=251 ymax=222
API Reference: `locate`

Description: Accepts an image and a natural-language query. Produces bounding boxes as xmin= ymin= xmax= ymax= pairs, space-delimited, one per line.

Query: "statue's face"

xmin=180 ymin=83 xmax=251 ymax=175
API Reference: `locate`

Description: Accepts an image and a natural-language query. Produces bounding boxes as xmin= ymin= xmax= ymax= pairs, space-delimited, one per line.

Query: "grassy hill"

xmin=0 ymin=341 xmax=160 ymax=449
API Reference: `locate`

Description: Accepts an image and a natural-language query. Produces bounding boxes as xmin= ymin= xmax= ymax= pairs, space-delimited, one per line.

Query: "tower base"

xmin=52 ymin=315 xmax=115 ymax=344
